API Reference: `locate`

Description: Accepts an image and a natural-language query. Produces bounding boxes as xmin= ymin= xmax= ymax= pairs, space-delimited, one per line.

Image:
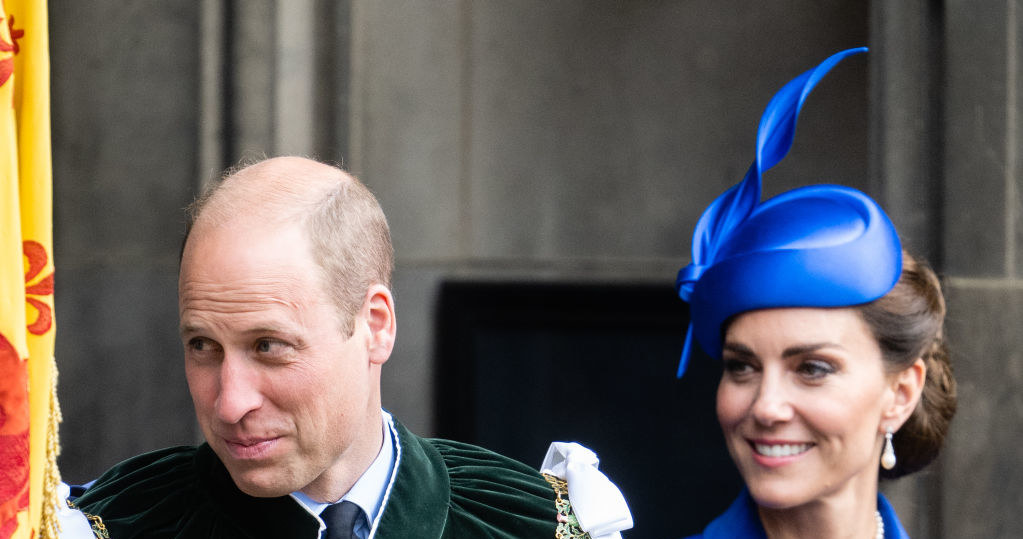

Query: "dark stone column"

xmin=940 ymin=1 xmax=1023 ymax=537
xmin=868 ymin=2 xmax=947 ymax=536
xmin=49 ymin=0 xmax=202 ymax=481
xmin=869 ymin=0 xmax=945 ymax=263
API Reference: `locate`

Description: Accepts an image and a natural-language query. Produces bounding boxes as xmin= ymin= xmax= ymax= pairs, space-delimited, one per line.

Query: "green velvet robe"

xmin=75 ymin=421 xmax=560 ymax=538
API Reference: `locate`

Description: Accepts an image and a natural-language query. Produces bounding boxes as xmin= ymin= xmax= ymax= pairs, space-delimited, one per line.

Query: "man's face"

xmin=179 ymin=221 xmax=379 ymax=499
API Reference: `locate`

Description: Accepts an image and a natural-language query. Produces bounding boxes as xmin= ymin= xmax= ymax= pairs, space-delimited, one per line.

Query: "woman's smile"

xmin=750 ymin=440 xmax=814 ymax=459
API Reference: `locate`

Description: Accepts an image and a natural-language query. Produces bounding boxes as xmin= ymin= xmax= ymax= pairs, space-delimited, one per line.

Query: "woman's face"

xmin=716 ymin=307 xmax=894 ymax=510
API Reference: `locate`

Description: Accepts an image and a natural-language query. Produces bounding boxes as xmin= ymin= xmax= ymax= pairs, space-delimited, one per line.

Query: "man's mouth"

xmin=223 ymin=436 xmax=281 ymax=459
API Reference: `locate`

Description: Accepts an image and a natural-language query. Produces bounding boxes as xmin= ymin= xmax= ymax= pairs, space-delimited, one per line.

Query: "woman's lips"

xmin=748 ymin=439 xmax=814 ymax=466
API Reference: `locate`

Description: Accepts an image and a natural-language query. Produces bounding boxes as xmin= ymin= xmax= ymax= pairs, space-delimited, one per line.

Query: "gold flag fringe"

xmin=39 ymin=355 xmax=62 ymax=539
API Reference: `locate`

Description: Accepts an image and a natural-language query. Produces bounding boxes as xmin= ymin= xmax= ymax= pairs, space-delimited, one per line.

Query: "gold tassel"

xmin=38 ymin=355 xmax=63 ymax=539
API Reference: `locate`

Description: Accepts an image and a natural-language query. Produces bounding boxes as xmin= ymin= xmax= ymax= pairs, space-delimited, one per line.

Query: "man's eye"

xmin=187 ymin=337 xmax=221 ymax=358
xmin=255 ymin=339 xmax=285 ymax=354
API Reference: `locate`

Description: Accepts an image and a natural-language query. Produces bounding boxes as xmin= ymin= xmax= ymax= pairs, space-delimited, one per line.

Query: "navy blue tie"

xmin=320 ymin=500 xmax=361 ymax=539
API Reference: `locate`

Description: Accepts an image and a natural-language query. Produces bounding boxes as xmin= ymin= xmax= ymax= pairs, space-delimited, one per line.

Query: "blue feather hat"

xmin=675 ymin=47 xmax=902 ymax=377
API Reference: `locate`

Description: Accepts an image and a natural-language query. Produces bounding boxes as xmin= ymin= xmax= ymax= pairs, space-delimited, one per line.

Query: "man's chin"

xmin=224 ymin=465 xmax=298 ymax=498
xmin=211 ymin=445 xmax=299 ymax=498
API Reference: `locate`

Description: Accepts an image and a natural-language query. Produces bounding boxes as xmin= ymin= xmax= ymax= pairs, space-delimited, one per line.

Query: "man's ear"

xmin=362 ymin=284 xmax=396 ymax=365
xmin=882 ymin=357 xmax=926 ymax=429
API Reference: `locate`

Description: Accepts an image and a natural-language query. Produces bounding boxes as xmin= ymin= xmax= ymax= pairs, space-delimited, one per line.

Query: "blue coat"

xmin=686 ymin=489 xmax=910 ymax=539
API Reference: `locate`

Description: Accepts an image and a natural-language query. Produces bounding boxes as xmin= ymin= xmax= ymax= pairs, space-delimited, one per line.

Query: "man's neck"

xmin=300 ymin=408 xmax=386 ymax=503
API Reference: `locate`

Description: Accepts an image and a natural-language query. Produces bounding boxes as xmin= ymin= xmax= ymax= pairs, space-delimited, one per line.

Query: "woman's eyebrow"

xmin=781 ymin=342 xmax=842 ymax=358
xmin=722 ymin=342 xmax=755 ymax=357
xmin=722 ymin=341 xmax=845 ymax=358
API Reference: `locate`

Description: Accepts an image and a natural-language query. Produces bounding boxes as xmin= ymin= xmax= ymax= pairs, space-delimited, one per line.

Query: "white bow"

xmin=540 ymin=442 xmax=633 ymax=539
xmin=56 ymin=482 xmax=100 ymax=538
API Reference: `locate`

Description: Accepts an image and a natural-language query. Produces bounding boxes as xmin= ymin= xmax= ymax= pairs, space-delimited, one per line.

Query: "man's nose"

xmin=214 ymin=353 xmax=263 ymax=424
xmin=750 ymin=372 xmax=794 ymax=426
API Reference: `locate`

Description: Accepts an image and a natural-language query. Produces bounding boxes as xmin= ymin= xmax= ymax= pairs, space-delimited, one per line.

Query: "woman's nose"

xmin=750 ymin=373 xmax=794 ymax=426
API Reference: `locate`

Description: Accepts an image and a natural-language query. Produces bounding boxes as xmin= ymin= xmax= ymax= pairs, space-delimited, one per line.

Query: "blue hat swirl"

xmin=675 ymin=47 xmax=902 ymax=377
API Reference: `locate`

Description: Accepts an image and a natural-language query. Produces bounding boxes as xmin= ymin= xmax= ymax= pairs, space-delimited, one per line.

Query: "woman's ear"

xmin=883 ymin=358 xmax=926 ymax=429
xmin=362 ymin=284 xmax=396 ymax=365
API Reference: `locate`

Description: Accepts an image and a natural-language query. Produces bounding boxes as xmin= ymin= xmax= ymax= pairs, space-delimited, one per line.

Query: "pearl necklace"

xmin=874 ymin=510 xmax=884 ymax=539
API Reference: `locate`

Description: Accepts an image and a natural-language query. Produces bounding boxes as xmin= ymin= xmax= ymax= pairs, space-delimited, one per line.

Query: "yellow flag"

xmin=0 ymin=0 xmax=60 ymax=537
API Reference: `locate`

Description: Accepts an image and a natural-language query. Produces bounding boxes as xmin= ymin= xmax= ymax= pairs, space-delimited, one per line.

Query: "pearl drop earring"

xmin=881 ymin=427 xmax=896 ymax=470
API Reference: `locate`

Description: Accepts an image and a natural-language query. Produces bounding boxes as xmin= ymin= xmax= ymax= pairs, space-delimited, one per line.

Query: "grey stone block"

xmin=50 ymin=1 xmax=198 ymax=262
xmin=349 ymin=0 xmax=465 ymax=262
xmin=464 ymin=1 xmax=868 ymax=261
xmin=943 ymin=1 xmax=1012 ymax=277
xmin=55 ymin=266 xmax=196 ymax=483
xmin=941 ymin=284 xmax=1023 ymax=537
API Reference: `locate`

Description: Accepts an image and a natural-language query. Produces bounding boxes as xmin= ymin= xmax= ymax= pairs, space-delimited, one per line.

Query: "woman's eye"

xmin=797 ymin=359 xmax=835 ymax=379
xmin=722 ymin=358 xmax=756 ymax=377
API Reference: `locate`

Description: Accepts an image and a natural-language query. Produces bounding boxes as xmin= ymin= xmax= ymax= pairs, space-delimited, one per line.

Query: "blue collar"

xmin=694 ymin=489 xmax=910 ymax=539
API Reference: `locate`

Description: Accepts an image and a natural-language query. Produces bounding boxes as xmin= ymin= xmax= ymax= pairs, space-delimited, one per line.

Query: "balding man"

xmin=72 ymin=157 xmax=630 ymax=539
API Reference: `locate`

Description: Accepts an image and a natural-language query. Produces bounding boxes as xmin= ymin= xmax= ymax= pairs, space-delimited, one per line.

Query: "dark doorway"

xmin=435 ymin=281 xmax=743 ymax=538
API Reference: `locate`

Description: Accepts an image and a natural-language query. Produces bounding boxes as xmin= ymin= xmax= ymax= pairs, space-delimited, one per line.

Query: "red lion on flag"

xmin=0 ymin=333 xmax=28 ymax=537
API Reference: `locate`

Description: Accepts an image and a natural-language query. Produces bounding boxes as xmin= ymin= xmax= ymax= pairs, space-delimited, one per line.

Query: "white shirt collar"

xmin=289 ymin=411 xmax=397 ymax=537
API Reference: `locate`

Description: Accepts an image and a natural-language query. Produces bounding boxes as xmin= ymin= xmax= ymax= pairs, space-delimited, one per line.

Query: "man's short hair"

xmin=184 ymin=158 xmax=394 ymax=336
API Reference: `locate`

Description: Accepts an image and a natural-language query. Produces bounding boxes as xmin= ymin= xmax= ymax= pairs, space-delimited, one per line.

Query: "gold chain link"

xmin=543 ymin=473 xmax=591 ymax=539
xmin=64 ymin=498 xmax=110 ymax=538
